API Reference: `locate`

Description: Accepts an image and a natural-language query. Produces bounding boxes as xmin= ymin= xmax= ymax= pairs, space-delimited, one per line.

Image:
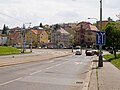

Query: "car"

xmin=92 ymin=50 xmax=99 ymax=56
xmin=109 ymin=50 xmax=113 ymax=54
xmin=85 ymin=50 xmax=94 ymax=56
xmin=75 ymin=50 xmax=82 ymax=55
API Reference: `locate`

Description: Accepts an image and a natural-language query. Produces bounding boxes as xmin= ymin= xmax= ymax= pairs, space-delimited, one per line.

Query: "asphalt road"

xmin=0 ymin=51 xmax=96 ymax=90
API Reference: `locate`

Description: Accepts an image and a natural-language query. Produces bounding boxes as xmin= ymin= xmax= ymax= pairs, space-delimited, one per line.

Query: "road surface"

xmin=0 ymin=51 xmax=96 ymax=90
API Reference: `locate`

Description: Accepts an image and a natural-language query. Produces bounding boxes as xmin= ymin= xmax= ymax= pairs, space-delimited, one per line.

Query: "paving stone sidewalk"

xmin=89 ymin=59 xmax=120 ymax=90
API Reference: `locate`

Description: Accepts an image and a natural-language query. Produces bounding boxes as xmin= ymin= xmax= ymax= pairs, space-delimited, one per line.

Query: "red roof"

xmin=31 ymin=29 xmax=44 ymax=34
xmin=9 ymin=32 xmax=19 ymax=39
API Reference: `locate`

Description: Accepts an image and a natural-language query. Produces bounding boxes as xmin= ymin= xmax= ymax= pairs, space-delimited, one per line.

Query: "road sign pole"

xmin=98 ymin=0 xmax=103 ymax=67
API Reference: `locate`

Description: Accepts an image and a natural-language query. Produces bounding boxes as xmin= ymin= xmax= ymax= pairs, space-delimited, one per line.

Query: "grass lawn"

xmin=103 ymin=54 xmax=120 ymax=69
xmin=0 ymin=46 xmax=21 ymax=55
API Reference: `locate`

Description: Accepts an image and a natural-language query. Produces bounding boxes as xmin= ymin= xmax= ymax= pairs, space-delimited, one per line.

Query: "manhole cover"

xmin=76 ymin=81 xmax=83 ymax=84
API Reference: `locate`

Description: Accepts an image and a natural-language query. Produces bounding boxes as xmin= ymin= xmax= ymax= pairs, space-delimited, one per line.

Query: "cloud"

xmin=103 ymin=0 xmax=120 ymax=8
xmin=56 ymin=10 xmax=80 ymax=18
xmin=0 ymin=0 xmax=119 ymax=28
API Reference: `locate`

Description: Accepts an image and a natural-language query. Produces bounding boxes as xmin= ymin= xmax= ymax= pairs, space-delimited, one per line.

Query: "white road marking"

xmin=0 ymin=77 xmax=22 ymax=86
xmin=46 ymin=66 xmax=54 ymax=69
xmin=0 ymin=59 xmax=71 ymax=86
xmin=29 ymin=70 xmax=42 ymax=75
xmin=75 ymin=62 xmax=83 ymax=65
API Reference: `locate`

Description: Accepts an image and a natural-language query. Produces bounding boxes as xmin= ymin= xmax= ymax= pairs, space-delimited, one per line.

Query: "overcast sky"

xmin=0 ymin=0 xmax=120 ymax=29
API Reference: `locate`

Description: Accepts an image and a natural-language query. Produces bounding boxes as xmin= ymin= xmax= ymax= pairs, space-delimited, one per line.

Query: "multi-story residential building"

xmin=0 ymin=34 xmax=8 ymax=45
xmin=9 ymin=31 xmax=22 ymax=47
xmin=26 ymin=29 xmax=48 ymax=48
xmin=75 ymin=22 xmax=98 ymax=48
xmin=97 ymin=17 xmax=114 ymax=30
xmin=50 ymin=27 xmax=70 ymax=48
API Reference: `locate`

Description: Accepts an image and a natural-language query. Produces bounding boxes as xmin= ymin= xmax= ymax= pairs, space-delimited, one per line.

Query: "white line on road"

xmin=0 ymin=60 xmax=71 ymax=86
xmin=29 ymin=70 xmax=42 ymax=75
xmin=0 ymin=77 xmax=22 ymax=86
xmin=46 ymin=66 xmax=54 ymax=69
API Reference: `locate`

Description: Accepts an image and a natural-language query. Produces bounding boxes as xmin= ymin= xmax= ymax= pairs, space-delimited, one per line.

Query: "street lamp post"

xmin=24 ymin=22 xmax=32 ymax=52
xmin=88 ymin=18 xmax=98 ymax=28
xmin=27 ymin=22 xmax=32 ymax=52
xmin=98 ymin=0 xmax=103 ymax=67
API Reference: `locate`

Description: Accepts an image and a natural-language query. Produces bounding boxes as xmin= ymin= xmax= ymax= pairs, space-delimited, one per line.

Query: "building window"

xmin=81 ymin=35 xmax=84 ymax=38
xmin=88 ymin=32 xmax=92 ymax=35
xmin=88 ymin=38 xmax=92 ymax=41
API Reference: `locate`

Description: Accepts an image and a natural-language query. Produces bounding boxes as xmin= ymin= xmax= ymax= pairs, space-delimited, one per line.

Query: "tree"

xmin=104 ymin=22 xmax=120 ymax=58
xmin=2 ymin=24 xmax=8 ymax=35
xmin=40 ymin=23 xmax=43 ymax=27
xmin=69 ymin=34 xmax=75 ymax=46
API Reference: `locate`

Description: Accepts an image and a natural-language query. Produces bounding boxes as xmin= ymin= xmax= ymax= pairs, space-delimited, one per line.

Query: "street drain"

xmin=76 ymin=81 xmax=83 ymax=84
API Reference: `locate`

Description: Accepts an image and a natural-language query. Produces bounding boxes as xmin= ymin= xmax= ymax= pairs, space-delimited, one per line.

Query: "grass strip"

xmin=0 ymin=46 xmax=20 ymax=55
xmin=103 ymin=54 xmax=120 ymax=69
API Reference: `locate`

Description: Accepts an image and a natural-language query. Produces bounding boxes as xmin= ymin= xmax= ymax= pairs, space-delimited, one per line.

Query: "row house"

xmin=9 ymin=31 xmax=22 ymax=47
xmin=50 ymin=28 xmax=70 ymax=48
xmin=8 ymin=27 xmax=49 ymax=48
xmin=75 ymin=22 xmax=98 ymax=48
xmin=26 ymin=29 xmax=48 ymax=48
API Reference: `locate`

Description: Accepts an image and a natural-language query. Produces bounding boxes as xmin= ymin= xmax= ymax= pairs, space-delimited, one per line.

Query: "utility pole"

xmin=27 ymin=22 xmax=32 ymax=52
xmin=21 ymin=24 xmax=26 ymax=53
xmin=98 ymin=0 xmax=103 ymax=67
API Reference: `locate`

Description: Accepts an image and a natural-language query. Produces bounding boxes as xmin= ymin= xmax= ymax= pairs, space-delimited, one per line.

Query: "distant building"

xmin=9 ymin=27 xmax=22 ymax=33
xmin=50 ymin=28 xmax=70 ymax=48
xmin=9 ymin=31 xmax=22 ymax=47
xmin=97 ymin=17 xmax=114 ymax=30
xmin=0 ymin=34 xmax=8 ymax=45
xmin=75 ymin=22 xmax=98 ymax=48
xmin=26 ymin=29 xmax=48 ymax=48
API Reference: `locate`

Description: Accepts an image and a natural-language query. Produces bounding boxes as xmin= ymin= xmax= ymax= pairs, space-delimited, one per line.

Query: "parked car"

xmin=92 ymin=50 xmax=99 ymax=56
xmin=85 ymin=50 xmax=94 ymax=56
xmin=75 ymin=50 xmax=82 ymax=55
xmin=74 ymin=46 xmax=82 ymax=55
xmin=109 ymin=50 xmax=113 ymax=54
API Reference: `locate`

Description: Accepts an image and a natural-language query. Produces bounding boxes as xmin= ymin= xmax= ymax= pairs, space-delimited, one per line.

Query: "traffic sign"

xmin=96 ymin=31 xmax=106 ymax=45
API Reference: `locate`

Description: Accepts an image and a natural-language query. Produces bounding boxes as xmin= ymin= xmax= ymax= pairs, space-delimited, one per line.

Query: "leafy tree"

xmin=69 ymin=34 xmax=74 ymax=46
xmin=2 ymin=24 xmax=8 ymax=35
xmin=104 ymin=22 xmax=120 ymax=58
xmin=40 ymin=23 xmax=43 ymax=27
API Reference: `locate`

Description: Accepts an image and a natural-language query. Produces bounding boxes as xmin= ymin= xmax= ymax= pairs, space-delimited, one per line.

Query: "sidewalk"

xmin=89 ymin=59 xmax=120 ymax=90
xmin=0 ymin=50 xmax=72 ymax=67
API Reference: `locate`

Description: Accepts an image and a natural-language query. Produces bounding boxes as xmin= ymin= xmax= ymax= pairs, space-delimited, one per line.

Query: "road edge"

xmin=82 ymin=60 xmax=94 ymax=90
xmin=0 ymin=53 xmax=73 ymax=67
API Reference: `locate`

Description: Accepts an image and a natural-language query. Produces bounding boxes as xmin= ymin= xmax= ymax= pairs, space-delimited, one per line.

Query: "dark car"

xmin=92 ymin=50 xmax=99 ymax=56
xmin=109 ymin=50 xmax=113 ymax=54
xmin=85 ymin=50 xmax=94 ymax=56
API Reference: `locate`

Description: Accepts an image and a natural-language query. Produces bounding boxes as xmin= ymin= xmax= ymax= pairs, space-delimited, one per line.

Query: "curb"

xmin=0 ymin=53 xmax=73 ymax=67
xmin=82 ymin=61 xmax=93 ymax=90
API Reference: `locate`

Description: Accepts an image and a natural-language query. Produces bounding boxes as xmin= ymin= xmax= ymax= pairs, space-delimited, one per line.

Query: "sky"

xmin=0 ymin=0 xmax=120 ymax=29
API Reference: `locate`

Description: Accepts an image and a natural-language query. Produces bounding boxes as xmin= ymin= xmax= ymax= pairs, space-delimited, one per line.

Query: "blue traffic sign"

xmin=96 ymin=31 xmax=106 ymax=45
